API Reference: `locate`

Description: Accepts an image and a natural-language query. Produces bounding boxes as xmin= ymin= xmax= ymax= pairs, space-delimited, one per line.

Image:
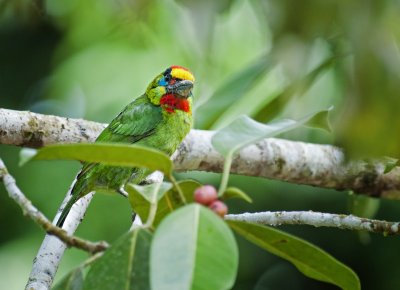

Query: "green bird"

xmin=56 ymin=65 xmax=195 ymax=227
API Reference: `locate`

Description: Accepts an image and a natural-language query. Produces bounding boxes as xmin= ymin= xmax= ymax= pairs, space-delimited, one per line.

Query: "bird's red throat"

xmin=160 ymin=94 xmax=191 ymax=114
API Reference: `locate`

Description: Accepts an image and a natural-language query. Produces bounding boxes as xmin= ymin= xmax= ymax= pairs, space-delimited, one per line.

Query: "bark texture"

xmin=1 ymin=108 xmax=399 ymax=197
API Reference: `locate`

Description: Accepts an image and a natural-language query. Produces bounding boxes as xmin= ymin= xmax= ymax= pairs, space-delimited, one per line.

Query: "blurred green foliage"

xmin=1 ymin=0 xmax=400 ymax=289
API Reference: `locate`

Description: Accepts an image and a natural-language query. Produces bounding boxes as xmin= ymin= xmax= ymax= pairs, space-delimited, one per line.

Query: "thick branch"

xmin=1 ymin=108 xmax=400 ymax=197
xmin=225 ymin=211 xmax=400 ymax=235
xmin=0 ymin=108 xmax=105 ymax=146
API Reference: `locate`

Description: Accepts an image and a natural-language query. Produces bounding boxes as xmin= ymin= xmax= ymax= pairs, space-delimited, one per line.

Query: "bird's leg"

xmin=117 ymin=185 xmax=128 ymax=198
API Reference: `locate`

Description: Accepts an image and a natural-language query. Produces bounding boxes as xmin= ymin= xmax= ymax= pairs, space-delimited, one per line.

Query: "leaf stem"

xmin=169 ymin=174 xmax=187 ymax=204
xmin=218 ymin=153 xmax=233 ymax=197
xmin=82 ymin=252 xmax=104 ymax=268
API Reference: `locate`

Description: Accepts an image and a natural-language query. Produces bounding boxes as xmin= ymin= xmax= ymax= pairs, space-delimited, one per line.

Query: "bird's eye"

xmin=164 ymin=75 xmax=171 ymax=82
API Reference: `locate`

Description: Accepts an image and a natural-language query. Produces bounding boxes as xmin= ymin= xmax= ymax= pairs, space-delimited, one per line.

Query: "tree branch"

xmin=2 ymin=107 xmax=400 ymax=289
xmin=225 ymin=211 xmax=400 ymax=235
xmin=1 ymin=108 xmax=399 ymax=198
xmin=0 ymin=108 xmax=105 ymax=146
xmin=0 ymin=109 xmax=400 ymax=289
xmin=0 ymin=159 xmax=108 ymax=252
xmin=24 ymin=177 xmax=95 ymax=290
xmin=0 ymin=156 xmax=102 ymax=290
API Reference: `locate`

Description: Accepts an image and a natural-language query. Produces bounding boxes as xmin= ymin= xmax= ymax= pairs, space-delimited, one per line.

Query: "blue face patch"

xmin=158 ymin=76 xmax=167 ymax=86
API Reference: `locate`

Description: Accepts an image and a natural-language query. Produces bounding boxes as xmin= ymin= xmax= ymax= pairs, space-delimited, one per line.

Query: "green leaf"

xmin=127 ymin=182 xmax=173 ymax=227
xmin=212 ymin=109 xmax=332 ymax=158
xmin=228 ymin=221 xmax=360 ymax=290
xmin=212 ymin=109 xmax=332 ymax=195
xmin=196 ymin=55 xmax=273 ymax=129
xmin=84 ymin=229 xmax=152 ymax=290
xmin=128 ymin=180 xmax=200 ymax=227
xmin=127 ymin=182 xmax=172 ymax=205
xmin=305 ymin=106 xmax=332 ymax=132
xmin=30 ymin=143 xmax=173 ymax=175
xmin=151 ymin=204 xmax=238 ymax=290
xmin=52 ymin=267 xmax=83 ymax=290
xmin=18 ymin=148 xmax=37 ymax=166
xmin=382 ymin=157 xmax=399 ymax=174
xmin=222 ymin=187 xmax=252 ymax=203
xmin=150 ymin=180 xmax=199 ymax=226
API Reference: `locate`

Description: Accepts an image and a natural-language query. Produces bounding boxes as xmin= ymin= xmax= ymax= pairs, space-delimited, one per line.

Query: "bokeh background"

xmin=1 ymin=0 xmax=400 ymax=289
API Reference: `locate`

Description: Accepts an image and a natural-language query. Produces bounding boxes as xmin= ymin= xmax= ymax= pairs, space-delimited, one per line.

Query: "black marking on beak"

xmin=167 ymin=80 xmax=194 ymax=98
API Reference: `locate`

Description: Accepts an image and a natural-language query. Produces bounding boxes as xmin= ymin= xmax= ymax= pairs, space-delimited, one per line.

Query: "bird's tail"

xmin=56 ymin=193 xmax=80 ymax=228
xmin=56 ymin=175 xmax=89 ymax=228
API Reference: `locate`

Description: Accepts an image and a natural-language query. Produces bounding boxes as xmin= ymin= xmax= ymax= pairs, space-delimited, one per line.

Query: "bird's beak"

xmin=166 ymin=80 xmax=193 ymax=98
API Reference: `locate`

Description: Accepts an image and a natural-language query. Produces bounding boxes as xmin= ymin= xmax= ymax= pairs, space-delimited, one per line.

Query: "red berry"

xmin=194 ymin=185 xmax=218 ymax=205
xmin=209 ymin=200 xmax=228 ymax=217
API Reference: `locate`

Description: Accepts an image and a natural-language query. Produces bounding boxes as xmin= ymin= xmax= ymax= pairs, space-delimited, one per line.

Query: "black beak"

xmin=166 ymin=80 xmax=193 ymax=98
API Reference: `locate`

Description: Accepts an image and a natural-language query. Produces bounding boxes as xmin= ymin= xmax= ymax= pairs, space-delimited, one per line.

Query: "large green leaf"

xmin=83 ymin=229 xmax=152 ymax=290
xmin=211 ymin=109 xmax=331 ymax=195
xmin=128 ymin=180 xmax=200 ymax=228
xmin=196 ymin=55 xmax=273 ymax=129
xmin=228 ymin=221 xmax=360 ymax=290
xmin=212 ymin=109 xmax=331 ymax=158
xmin=26 ymin=143 xmax=173 ymax=175
xmin=52 ymin=267 xmax=84 ymax=290
xmin=151 ymin=204 xmax=238 ymax=290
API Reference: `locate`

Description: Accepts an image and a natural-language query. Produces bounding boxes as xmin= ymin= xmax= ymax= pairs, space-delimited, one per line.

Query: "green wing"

xmin=78 ymin=95 xmax=162 ymax=177
xmin=58 ymin=95 xmax=162 ymax=228
xmin=97 ymin=95 xmax=162 ymax=143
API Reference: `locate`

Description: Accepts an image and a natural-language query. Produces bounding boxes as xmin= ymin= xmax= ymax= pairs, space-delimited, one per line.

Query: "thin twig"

xmin=0 ymin=158 xmax=109 ymax=253
xmin=225 ymin=211 xmax=400 ymax=235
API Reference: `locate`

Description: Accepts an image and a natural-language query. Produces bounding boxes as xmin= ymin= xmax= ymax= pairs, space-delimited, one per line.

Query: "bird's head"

xmin=146 ymin=65 xmax=195 ymax=113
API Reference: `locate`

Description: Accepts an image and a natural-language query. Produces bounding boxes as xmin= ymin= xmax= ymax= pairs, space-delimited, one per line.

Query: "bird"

xmin=56 ymin=65 xmax=195 ymax=227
